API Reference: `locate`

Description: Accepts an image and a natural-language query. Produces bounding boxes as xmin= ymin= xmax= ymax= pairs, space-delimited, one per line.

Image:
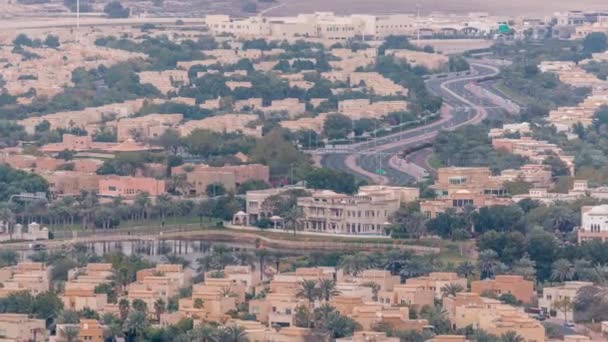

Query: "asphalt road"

xmin=319 ymin=61 xmax=505 ymax=185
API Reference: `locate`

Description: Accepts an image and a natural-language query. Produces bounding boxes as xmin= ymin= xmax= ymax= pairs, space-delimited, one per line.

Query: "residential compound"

xmin=205 ymin=12 xmax=506 ymax=40
xmin=294 ymin=186 xmax=419 ymax=236
xmin=538 ymin=61 xmax=608 ymax=135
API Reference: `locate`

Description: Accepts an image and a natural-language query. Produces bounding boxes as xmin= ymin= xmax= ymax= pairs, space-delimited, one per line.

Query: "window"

xmin=108 ymin=186 xmax=117 ymax=191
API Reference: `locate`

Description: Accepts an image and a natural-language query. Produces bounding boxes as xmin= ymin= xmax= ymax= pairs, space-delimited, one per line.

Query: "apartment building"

xmin=280 ymin=113 xmax=328 ymax=133
xmin=172 ymin=163 xmax=269 ymax=195
xmin=262 ymin=98 xmax=307 ymax=118
xmin=249 ymin=292 xmax=308 ymax=327
xmin=0 ymin=314 xmax=46 ymax=341
xmin=178 ymin=114 xmax=262 ymax=137
xmin=338 ymin=99 xmax=408 ymax=120
xmin=539 ymin=281 xmax=594 ymax=319
xmin=499 ymin=164 xmax=553 ymax=188
xmin=377 ymin=283 xmax=435 ymax=308
xmin=128 ymin=264 xmax=192 ymax=314
xmin=578 ymin=205 xmax=608 ymax=243
xmin=138 ymin=70 xmax=189 ymax=94
xmin=61 ymin=282 xmax=108 ymax=312
xmin=99 ymin=176 xmax=166 ymax=198
xmin=385 ymin=49 xmax=449 ymax=71
xmin=18 ymin=99 xmax=148 ymax=135
xmin=67 ymin=263 xmax=114 ymax=284
xmin=337 ymin=269 xmax=400 ymax=292
xmin=471 ymin=275 xmax=535 ymax=304
xmin=43 ymin=171 xmax=101 ymax=197
xmin=349 ymin=304 xmax=428 ymax=331
xmin=349 ymin=72 xmax=408 ymax=96
xmin=405 ymin=272 xmax=468 ymax=299
xmin=297 ymin=186 xmax=419 ymax=236
xmin=115 ymin=113 xmax=183 ymax=142
xmin=488 ymin=122 xmax=532 ymax=138
xmin=432 ymin=167 xmax=505 ymax=196
xmin=0 ymin=262 xmax=52 ymax=297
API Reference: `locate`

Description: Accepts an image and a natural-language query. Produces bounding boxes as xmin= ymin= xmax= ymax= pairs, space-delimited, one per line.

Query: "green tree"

xmin=104 ymin=1 xmax=130 ymax=18
xmin=499 ymin=331 xmax=525 ymax=342
xmin=118 ymin=298 xmax=129 ymax=320
xmin=339 ymin=253 xmax=369 ymax=276
xmin=318 ymin=279 xmax=340 ymax=302
xmin=205 ymin=183 xmax=227 ymax=197
xmin=323 ymin=113 xmax=352 ymax=140
xmin=44 ymin=35 xmax=60 ymax=48
xmin=296 ymin=280 xmax=320 ymax=306
xmin=583 ymin=32 xmax=608 ymax=54
xmin=153 ymin=298 xmax=166 ymax=322
xmin=62 ymin=326 xmax=80 ymax=342
xmin=32 ymin=291 xmax=63 ymax=319
xmin=448 ymin=56 xmax=470 ymax=72
xmin=440 ymin=283 xmax=465 ymax=297
xmin=123 ymin=310 xmax=149 ymax=341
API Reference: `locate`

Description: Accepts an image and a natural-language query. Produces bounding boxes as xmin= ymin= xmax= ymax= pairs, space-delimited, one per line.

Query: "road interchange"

xmin=317 ymin=61 xmax=507 ymax=185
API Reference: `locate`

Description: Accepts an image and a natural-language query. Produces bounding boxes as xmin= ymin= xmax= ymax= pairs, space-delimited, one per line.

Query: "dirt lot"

xmin=266 ymin=0 xmax=608 ymax=16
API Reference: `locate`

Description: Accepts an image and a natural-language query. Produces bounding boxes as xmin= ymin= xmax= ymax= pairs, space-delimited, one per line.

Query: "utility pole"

xmin=76 ymin=0 xmax=80 ymax=42
xmin=416 ymin=3 xmax=421 ymax=43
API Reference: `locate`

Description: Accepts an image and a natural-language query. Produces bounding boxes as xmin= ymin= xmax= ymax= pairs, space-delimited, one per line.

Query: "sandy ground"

xmin=266 ymin=0 xmax=608 ymax=16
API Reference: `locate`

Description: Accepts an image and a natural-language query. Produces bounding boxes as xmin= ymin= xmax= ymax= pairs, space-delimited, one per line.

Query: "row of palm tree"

xmin=0 ymin=190 xmax=218 ymax=232
xmin=296 ymin=279 xmax=341 ymax=305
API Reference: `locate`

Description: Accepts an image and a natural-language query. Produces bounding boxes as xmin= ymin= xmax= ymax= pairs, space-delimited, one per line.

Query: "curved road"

xmin=319 ymin=61 xmax=502 ymax=185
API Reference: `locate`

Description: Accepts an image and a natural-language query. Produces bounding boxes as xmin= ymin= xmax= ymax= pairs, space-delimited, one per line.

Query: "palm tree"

xmin=456 ymin=261 xmax=476 ymax=279
xmin=215 ymin=324 xmax=249 ymax=342
xmin=339 ymin=253 xmax=369 ymax=276
xmin=132 ymin=299 xmax=147 ymax=313
xmin=499 ymin=331 xmax=525 ymax=342
xmin=194 ymin=298 xmax=204 ymax=309
xmin=441 ymin=283 xmax=465 ymax=297
xmin=477 ymin=249 xmax=500 ymax=279
xmin=296 ymin=279 xmax=320 ymax=307
xmin=123 ymin=310 xmax=149 ymax=341
xmin=0 ymin=206 xmax=14 ymax=240
xmin=118 ymin=298 xmax=130 ymax=320
xmin=61 ymin=326 xmax=80 ymax=342
xmin=163 ymin=254 xmax=190 ymax=268
xmin=269 ymin=251 xmax=285 ymax=274
xmin=134 ymin=192 xmax=151 ymax=221
xmin=255 ymin=249 xmax=269 ymax=281
xmin=188 ymin=324 xmax=218 ymax=342
xmin=318 ymin=278 xmax=340 ymax=302
xmin=551 ymin=258 xmax=575 ymax=283
xmin=154 ymin=298 xmax=166 ymax=322
xmin=235 ymin=251 xmax=254 ymax=267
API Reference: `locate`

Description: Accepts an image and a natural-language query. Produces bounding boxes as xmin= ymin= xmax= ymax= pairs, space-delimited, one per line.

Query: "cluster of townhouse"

xmin=538 ymin=61 xmax=608 ymax=135
xmin=8 ymin=258 xmax=604 ymax=341
xmin=0 ymin=41 xmax=145 ymax=104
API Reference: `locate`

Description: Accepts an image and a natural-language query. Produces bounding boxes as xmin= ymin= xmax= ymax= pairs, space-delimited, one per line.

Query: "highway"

xmin=318 ymin=61 xmax=505 ymax=185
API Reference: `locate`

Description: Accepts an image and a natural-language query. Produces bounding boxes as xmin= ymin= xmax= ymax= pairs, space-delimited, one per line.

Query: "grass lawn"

xmin=493 ymin=81 xmax=534 ymax=106
xmin=427 ymin=153 xmax=444 ymax=169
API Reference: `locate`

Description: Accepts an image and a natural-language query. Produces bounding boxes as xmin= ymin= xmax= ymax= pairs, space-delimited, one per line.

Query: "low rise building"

xmin=0 ymin=262 xmax=51 ymax=297
xmin=385 ymin=49 xmax=449 ymax=70
xmin=377 ymin=283 xmax=434 ymax=308
xmin=539 ymin=281 xmax=593 ymax=319
xmin=61 ymin=282 xmax=108 ymax=312
xmin=349 ymin=72 xmax=408 ymax=96
xmin=115 ymin=113 xmax=183 ymax=142
xmin=43 ymin=171 xmax=101 ymax=197
xmin=338 ymin=99 xmax=408 ymax=120
xmin=297 ymin=186 xmax=419 ymax=236
xmin=263 ymin=98 xmax=307 ymax=118
xmin=0 ymin=313 xmax=46 ymax=341
xmin=578 ymin=205 xmax=608 ymax=243
xmin=138 ymin=70 xmax=189 ymax=94
xmin=178 ymin=114 xmax=262 ymax=138
xmin=349 ymin=304 xmax=427 ymax=331
xmin=249 ymin=292 xmax=308 ymax=327
xmin=0 ymin=222 xmax=48 ymax=242
xmin=99 ymin=176 xmax=166 ymax=198
xmin=471 ymin=275 xmax=534 ymax=304
xmin=405 ymin=272 xmax=468 ymax=299
xmin=172 ymin=163 xmax=269 ymax=195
